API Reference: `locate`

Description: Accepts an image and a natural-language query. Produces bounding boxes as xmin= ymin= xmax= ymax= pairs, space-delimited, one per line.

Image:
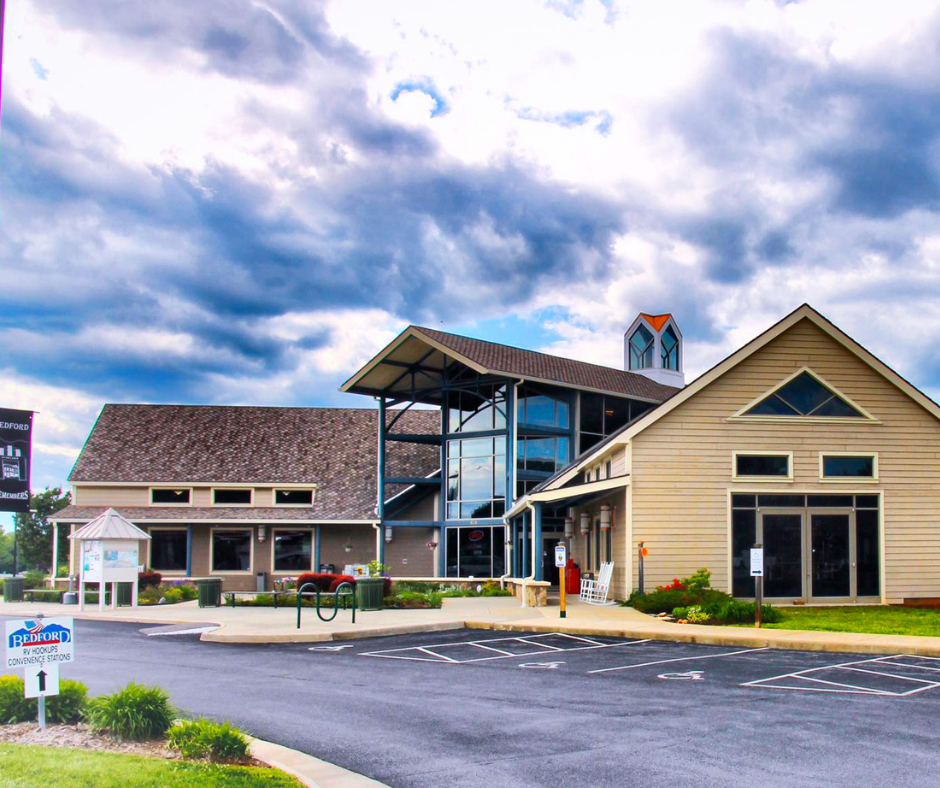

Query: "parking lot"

xmin=6 ymin=619 xmax=940 ymax=787
xmin=353 ymin=630 xmax=940 ymax=697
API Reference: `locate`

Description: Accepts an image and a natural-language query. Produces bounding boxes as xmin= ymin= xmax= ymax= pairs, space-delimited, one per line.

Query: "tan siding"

xmin=631 ymin=318 xmax=940 ymax=603
xmin=611 ymin=447 xmax=627 ymax=477
xmin=73 ymin=486 xmax=150 ymax=507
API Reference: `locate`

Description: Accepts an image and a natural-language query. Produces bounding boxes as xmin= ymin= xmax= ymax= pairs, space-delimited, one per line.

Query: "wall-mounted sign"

xmin=468 ymin=530 xmax=485 ymax=542
xmin=0 ymin=408 xmax=33 ymax=513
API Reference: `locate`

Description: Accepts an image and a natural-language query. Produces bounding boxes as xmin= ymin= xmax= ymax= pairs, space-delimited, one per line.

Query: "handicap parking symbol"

xmin=658 ymin=670 xmax=704 ymax=681
xmin=520 ymin=661 xmax=565 ymax=670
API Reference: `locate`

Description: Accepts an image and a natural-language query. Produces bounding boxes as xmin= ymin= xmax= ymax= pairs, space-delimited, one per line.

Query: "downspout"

xmin=372 ymin=522 xmax=382 ymax=565
xmin=500 ymin=378 xmax=525 ymax=588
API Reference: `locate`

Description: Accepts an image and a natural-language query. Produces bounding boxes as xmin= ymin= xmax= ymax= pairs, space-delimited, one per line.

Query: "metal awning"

xmin=505 ymin=475 xmax=629 ymax=519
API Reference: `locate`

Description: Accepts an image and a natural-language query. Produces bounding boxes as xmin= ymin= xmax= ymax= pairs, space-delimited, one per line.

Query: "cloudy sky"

xmin=4 ymin=0 xmax=940 ymax=505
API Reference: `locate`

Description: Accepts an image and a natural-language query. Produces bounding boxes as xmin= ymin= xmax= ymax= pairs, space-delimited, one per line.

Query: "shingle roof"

xmin=67 ymin=405 xmax=439 ymax=521
xmin=413 ymin=326 xmax=679 ymax=402
xmin=54 ymin=506 xmax=346 ymax=523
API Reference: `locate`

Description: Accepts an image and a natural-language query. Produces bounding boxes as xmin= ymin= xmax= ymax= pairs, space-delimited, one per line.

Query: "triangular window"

xmin=745 ymin=372 xmax=864 ymax=418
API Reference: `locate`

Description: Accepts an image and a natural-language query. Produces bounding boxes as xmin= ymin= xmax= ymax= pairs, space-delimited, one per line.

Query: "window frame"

xmin=270 ymin=528 xmax=314 ymax=574
xmin=819 ymin=452 xmax=878 ymax=483
xmin=629 ymin=325 xmax=654 ymax=370
xmin=272 ymin=488 xmax=316 ymax=507
xmin=730 ymin=367 xmax=877 ymax=423
xmin=147 ymin=526 xmax=188 ymax=575
xmin=731 ymin=451 xmax=794 ymax=482
xmin=149 ymin=487 xmax=193 ymax=507
xmin=209 ymin=527 xmax=255 ymax=574
xmin=211 ymin=487 xmax=254 ymax=507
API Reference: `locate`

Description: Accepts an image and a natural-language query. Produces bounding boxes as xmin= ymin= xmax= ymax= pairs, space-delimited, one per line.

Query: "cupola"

xmin=624 ymin=312 xmax=684 ymax=387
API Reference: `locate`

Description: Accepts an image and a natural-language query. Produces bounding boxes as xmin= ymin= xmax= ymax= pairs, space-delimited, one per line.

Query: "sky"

xmin=4 ymin=0 xmax=940 ymax=514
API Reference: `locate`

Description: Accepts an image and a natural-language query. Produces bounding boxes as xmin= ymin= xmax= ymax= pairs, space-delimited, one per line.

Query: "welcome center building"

xmin=52 ymin=304 xmax=940 ymax=606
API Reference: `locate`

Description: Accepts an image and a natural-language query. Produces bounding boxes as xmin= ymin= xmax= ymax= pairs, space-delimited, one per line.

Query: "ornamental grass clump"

xmin=168 ymin=718 xmax=250 ymax=763
xmin=85 ymin=682 xmax=175 ymax=740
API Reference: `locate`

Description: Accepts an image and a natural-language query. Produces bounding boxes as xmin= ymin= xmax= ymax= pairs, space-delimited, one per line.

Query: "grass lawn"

xmin=0 ymin=744 xmax=301 ymax=787
xmin=764 ymin=605 xmax=940 ymax=637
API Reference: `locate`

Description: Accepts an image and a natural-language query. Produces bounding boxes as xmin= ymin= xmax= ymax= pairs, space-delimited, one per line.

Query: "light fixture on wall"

xmin=580 ymin=512 xmax=591 ymax=535
xmin=257 ymin=526 xmax=267 ymax=542
xmin=343 ymin=540 xmax=354 ymax=553
xmin=600 ymin=504 xmax=612 ymax=532
xmin=385 ymin=526 xmax=393 ymax=543
xmin=564 ymin=515 xmax=574 ymax=539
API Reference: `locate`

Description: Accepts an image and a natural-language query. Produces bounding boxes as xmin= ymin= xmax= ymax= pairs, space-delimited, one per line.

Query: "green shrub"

xmin=0 ymin=676 xmax=34 ymax=723
xmin=57 ymin=565 xmax=70 ymax=577
xmin=686 ymin=605 xmax=712 ymax=624
xmin=627 ymin=587 xmax=728 ymax=614
xmin=162 ymin=587 xmax=184 ymax=604
xmin=47 ymin=681 xmax=88 ymax=723
xmin=177 ymin=584 xmax=198 ymax=601
xmin=672 ymin=606 xmax=689 ymax=620
xmin=85 ymin=683 xmax=175 ymax=740
xmin=0 ymin=677 xmax=88 ymax=724
xmin=23 ymin=570 xmax=46 ymax=590
xmin=0 ymin=579 xmax=4 ymax=594
xmin=682 ymin=568 xmax=712 ymax=592
xmin=169 ymin=719 xmax=250 ymax=763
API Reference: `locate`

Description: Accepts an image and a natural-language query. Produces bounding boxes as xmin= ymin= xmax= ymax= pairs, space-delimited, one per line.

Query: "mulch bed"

xmin=0 ymin=723 xmax=267 ymax=768
xmin=0 ymin=722 xmax=176 ymax=758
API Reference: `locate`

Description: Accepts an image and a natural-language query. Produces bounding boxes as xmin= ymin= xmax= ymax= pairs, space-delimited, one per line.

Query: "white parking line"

xmin=359 ymin=633 xmax=650 ymax=664
xmin=742 ymin=654 xmax=940 ymax=697
xmin=588 ymin=647 xmax=770 ymax=675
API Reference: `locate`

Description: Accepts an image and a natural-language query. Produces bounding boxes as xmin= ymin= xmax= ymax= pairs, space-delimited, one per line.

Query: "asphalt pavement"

xmin=3 ymin=616 xmax=940 ymax=787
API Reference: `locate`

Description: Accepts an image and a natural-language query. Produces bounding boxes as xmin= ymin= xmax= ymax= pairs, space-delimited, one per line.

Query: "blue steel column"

xmin=314 ymin=526 xmax=321 ymax=572
xmin=186 ymin=524 xmax=193 ymax=577
xmin=534 ymin=502 xmax=543 ymax=581
xmin=377 ymin=397 xmax=386 ymax=565
xmin=439 ymin=398 xmax=448 ymax=577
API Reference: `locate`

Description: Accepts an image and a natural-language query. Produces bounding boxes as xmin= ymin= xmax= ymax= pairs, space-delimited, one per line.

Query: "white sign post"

xmin=750 ymin=548 xmax=764 ymax=577
xmin=6 ymin=617 xmax=75 ymax=730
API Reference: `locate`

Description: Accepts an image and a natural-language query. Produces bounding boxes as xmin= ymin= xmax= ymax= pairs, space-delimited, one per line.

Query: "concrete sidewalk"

xmin=3 ymin=596 xmax=940 ymax=657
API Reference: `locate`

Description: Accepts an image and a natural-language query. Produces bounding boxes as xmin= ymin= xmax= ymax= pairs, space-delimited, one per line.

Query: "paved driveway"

xmin=3 ymin=618 xmax=939 ymax=787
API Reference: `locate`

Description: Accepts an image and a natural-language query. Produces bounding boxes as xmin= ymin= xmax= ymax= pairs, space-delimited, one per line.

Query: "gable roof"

xmin=508 ymin=303 xmax=940 ymax=510
xmin=342 ymin=325 xmax=680 ymax=403
xmin=69 ymin=508 xmax=151 ymax=540
xmin=66 ymin=405 xmax=439 ymax=521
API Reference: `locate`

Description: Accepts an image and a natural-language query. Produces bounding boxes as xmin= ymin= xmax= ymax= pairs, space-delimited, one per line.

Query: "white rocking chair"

xmin=580 ymin=561 xmax=615 ymax=605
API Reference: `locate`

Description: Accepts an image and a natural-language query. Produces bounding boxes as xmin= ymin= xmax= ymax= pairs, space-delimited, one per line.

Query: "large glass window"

xmin=213 ymin=489 xmax=252 ymax=505
xmin=734 ymin=454 xmax=790 ymax=478
xmin=822 ymin=455 xmax=875 ymax=478
xmin=212 ymin=530 xmax=252 ymax=572
xmin=274 ymin=489 xmax=314 ymax=505
xmin=150 ymin=529 xmax=187 ymax=572
xmin=273 ymin=530 xmax=312 ymax=572
xmin=518 ymin=387 xmax=569 ymax=429
xmin=856 ymin=508 xmax=880 ymax=597
xmin=150 ymin=488 xmax=191 ymax=505
xmin=579 ymin=394 xmax=643 ymax=453
xmin=447 ymin=385 xmax=507 ymax=433
xmin=763 ymin=513 xmax=804 ymax=597
xmin=661 ymin=325 xmax=679 ymax=371
xmin=446 ymin=437 xmax=506 ymax=519
xmin=731 ymin=509 xmax=756 ymax=597
xmin=517 ymin=436 xmax=569 ymax=474
xmin=629 ymin=324 xmax=654 ymax=369
xmin=745 ymin=372 xmax=864 ymax=418
xmin=446 ymin=525 xmax=506 ymax=577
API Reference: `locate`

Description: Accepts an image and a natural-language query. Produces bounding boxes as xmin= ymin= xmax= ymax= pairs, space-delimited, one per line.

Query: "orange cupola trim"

xmin=638 ymin=313 xmax=673 ymax=333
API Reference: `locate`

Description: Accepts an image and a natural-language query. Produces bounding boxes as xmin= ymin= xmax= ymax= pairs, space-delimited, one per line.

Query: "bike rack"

xmin=296 ymin=582 xmax=357 ymax=629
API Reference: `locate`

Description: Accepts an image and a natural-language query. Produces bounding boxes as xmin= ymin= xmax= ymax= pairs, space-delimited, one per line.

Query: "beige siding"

xmin=611 ymin=447 xmax=628 ymax=477
xmin=630 ymin=317 xmax=940 ymax=603
xmin=73 ymin=486 xmax=151 ymax=507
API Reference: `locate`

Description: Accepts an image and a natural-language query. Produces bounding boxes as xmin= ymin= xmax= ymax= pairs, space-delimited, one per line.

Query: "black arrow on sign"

xmin=37 ymin=670 xmax=47 ymax=692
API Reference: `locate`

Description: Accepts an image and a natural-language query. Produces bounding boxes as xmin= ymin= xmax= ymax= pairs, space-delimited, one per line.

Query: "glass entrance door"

xmin=810 ymin=513 xmax=851 ymax=599
xmin=760 ymin=512 xmax=804 ymax=598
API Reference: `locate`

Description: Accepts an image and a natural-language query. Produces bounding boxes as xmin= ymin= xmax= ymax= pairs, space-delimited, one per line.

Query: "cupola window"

xmin=661 ymin=325 xmax=679 ymax=371
xmin=629 ymin=324 xmax=654 ymax=370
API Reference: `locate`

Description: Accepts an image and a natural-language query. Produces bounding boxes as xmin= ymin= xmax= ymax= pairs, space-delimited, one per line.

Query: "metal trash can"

xmin=356 ymin=577 xmax=385 ymax=611
xmin=3 ymin=577 xmax=24 ymax=603
xmin=255 ymin=572 xmax=267 ymax=592
xmin=197 ymin=578 xmax=223 ymax=608
xmin=116 ymin=582 xmax=133 ymax=607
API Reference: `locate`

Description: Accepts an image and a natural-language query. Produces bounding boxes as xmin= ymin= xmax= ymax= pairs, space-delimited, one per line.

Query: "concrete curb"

xmin=462 ymin=619 xmax=940 ymax=657
xmin=201 ymin=620 xmax=464 ymax=644
xmin=249 ymin=736 xmax=389 ymax=788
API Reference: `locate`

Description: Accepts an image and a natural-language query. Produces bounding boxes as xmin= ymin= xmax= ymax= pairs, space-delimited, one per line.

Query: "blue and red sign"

xmin=5 ymin=617 xmax=74 ymax=668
